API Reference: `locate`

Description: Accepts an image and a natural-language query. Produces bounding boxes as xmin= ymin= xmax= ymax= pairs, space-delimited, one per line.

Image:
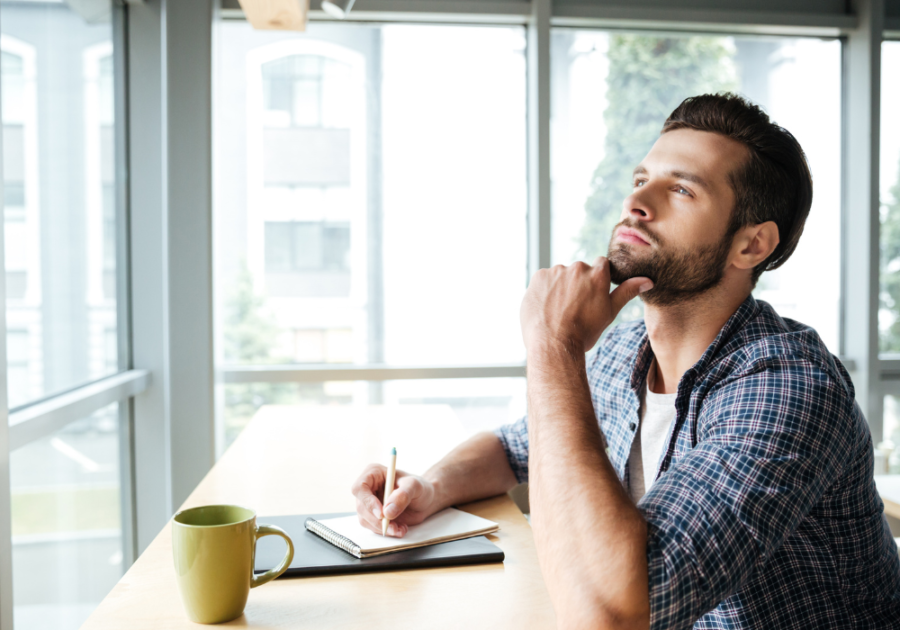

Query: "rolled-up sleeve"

xmin=494 ymin=415 xmax=530 ymax=483
xmin=638 ymin=356 xmax=852 ymax=629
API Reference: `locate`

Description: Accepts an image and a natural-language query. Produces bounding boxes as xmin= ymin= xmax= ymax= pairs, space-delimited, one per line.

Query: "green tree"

xmin=223 ymin=261 xmax=282 ymax=364
xmin=880 ymin=162 xmax=900 ymax=352
xmin=880 ymin=162 xmax=900 ymax=460
xmin=577 ymin=35 xmax=737 ymax=324
xmin=222 ymin=262 xmax=296 ymax=445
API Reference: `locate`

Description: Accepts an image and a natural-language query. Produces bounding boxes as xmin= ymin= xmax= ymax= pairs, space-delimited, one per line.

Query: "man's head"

xmin=607 ymin=93 xmax=813 ymax=306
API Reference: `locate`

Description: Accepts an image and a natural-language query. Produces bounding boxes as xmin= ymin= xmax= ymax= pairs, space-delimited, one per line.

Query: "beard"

xmin=607 ymin=220 xmax=735 ymax=307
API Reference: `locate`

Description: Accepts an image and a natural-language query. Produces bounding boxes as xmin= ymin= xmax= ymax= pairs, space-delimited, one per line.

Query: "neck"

xmin=642 ymin=282 xmax=750 ymax=395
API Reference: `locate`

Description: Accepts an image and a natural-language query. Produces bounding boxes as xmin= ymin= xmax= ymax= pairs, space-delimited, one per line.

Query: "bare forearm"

xmin=423 ymin=431 xmax=519 ymax=512
xmin=528 ymin=344 xmax=649 ymax=629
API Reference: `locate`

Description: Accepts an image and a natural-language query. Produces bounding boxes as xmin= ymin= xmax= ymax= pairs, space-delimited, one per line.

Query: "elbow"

xmin=558 ymin=605 xmax=649 ymax=630
xmin=597 ymin=606 xmax=650 ymax=630
xmin=556 ymin=584 xmax=650 ymax=630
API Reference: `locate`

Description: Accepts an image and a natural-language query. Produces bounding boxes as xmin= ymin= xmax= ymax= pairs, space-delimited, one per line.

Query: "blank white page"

xmin=316 ymin=508 xmax=499 ymax=553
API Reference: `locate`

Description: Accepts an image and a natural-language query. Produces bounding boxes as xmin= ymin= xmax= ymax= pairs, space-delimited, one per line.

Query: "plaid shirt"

xmin=496 ymin=295 xmax=900 ymax=629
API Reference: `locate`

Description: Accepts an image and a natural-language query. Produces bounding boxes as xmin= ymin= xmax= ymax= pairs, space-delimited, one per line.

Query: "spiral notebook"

xmin=254 ymin=512 xmax=504 ymax=577
xmin=304 ymin=508 xmax=499 ymax=559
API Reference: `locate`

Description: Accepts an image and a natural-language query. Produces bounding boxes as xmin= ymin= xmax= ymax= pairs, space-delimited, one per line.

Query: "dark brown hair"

xmin=662 ymin=93 xmax=813 ymax=286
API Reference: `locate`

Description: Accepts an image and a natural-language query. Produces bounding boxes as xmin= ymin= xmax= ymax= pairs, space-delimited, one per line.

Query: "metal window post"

xmin=127 ymin=0 xmax=215 ymax=553
xmin=164 ymin=0 xmax=215 ymax=512
xmin=843 ymin=0 xmax=884 ymax=438
xmin=527 ymin=0 xmax=552 ymax=281
xmin=0 ymin=84 xmax=14 ymax=630
xmin=113 ymin=0 xmax=138 ymax=569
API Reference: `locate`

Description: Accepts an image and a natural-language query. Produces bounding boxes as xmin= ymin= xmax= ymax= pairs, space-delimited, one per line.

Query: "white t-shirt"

xmin=628 ymin=363 xmax=677 ymax=502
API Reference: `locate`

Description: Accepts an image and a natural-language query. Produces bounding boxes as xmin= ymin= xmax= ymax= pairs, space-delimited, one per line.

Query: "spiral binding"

xmin=304 ymin=518 xmax=363 ymax=558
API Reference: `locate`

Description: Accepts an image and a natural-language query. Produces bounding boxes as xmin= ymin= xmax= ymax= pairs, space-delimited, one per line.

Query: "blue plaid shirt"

xmin=496 ymin=295 xmax=900 ymax=629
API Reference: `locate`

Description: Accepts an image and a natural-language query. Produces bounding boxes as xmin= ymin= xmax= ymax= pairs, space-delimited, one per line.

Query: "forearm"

xmin=528 ymin=343 xmax=649 ymax=629
xmin=423 ymin=431 xmax=519 ymax=512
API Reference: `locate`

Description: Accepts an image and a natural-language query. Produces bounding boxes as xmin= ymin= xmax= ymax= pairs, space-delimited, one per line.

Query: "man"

xmin=351 ymin=93 xmax=900 ymax=628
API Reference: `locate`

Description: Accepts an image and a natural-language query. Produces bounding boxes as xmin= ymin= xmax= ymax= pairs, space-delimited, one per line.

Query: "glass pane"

xmin=292 ymin=222 xmax=322 ymax=270
xmin=10 ymin=403 xmax=123 ymax=630
xmin=881 ymin=394 xmax=900 ymax=474
xmin=880 ymin=41 xmax=900 ymax=352
xmin=551 ymin=32 xmax=842 ymax=351
xmin=2 ymin=0 xmax=119 ymax=409
xmin=218 ymin=378 xmax=525 ymax=452
xmin=214 ymin=22 xmax=527 ymax=376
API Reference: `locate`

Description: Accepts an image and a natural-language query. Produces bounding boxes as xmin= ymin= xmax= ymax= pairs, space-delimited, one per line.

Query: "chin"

xmin=607 ymin=249 xmax=654 ymax=286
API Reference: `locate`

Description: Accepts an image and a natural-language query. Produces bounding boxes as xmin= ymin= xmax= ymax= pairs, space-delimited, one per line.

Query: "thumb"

xmin=610 ymin=277 xmax=653 ymax=315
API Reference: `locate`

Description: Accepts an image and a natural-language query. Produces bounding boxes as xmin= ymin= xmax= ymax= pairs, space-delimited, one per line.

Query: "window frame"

xmin=0 ymin=2 xmax=143 ymax=628
xmin=0 ymin=0 xmax=894 ymax=628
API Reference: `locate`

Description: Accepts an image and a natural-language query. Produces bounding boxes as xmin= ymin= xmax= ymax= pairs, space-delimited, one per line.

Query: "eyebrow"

xmin=632 ymin=165 xmax=711 ymax=191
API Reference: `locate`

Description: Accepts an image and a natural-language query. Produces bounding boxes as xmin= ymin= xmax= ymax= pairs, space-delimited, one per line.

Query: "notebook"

xmin=305 ymin=508 xmax=500 ymax=559
xmin=254 ymin=512 xmax=504 ymax=578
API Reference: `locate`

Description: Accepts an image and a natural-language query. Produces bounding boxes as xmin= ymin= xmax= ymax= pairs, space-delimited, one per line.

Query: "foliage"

xmin=222 ymin=262 xmax=296 ymax=444
xmin=577 ymin=35 xmax=737 ymax=325
xmin=223 ymin=262 xmax=281 ymax=364
xmin=881 ymin=162 xmax=900 ymax=352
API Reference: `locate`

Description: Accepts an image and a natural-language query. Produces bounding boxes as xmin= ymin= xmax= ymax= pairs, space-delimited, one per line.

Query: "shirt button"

xmin=629 ymin=422 xmax=636 ymax=431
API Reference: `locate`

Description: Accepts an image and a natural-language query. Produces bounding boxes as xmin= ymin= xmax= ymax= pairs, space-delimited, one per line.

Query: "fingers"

xmin=355 ymin=496 xmax=407 ymax=537
xmin=351 ymin=464 xmax=413 ymax=537
xmin=610 ymin=276 xmax=654 ymax=315
xmin=383 ymin=474 xmax=424 ymax=519
xmin=591 ymin=256 xmax=612 ymax=293
xmin=350 ymin=463 xmax=386 ymax=519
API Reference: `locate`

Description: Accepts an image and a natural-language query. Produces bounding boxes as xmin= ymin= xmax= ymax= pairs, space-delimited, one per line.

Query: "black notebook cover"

xmin=254 ymin=512 xmax=505 ymax=578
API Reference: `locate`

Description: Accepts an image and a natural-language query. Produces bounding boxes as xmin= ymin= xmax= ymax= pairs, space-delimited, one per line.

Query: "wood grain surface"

xmin=81 ymin=405 xmax=556 ymax=629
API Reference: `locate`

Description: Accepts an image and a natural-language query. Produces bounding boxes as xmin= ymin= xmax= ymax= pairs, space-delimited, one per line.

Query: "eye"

xmin=675 ymin=186 xmax=692 ymax=197
xmin=634 ymin=179 xmax=647 ymax=188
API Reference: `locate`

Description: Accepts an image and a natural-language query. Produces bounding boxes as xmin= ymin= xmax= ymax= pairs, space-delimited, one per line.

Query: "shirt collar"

xmin=629 ymin=294 xmax=761 ymax=393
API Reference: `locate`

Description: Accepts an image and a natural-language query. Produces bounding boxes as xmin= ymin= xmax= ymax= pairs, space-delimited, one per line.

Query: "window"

xmin=3 ymin=7 xmax=119 ymax=407
xmin=551 ymin=32 xmax=842 ymax=350
xmin=264 ymin=221 xmax=351 ymax=272
xmin=215 ymin=23 xmax=527 ymax=369
xmin=2 ymin=1 xmax=126 ymax=627
xmin=262 ymin=54 xmax=352 ymax=129
xmin=10 ymin=404 xmax=122 ymax=630
xmin=215 ymin=21 xmax=527 ymax=447
xmin=7 ymin=328 xmax=29 ymax=407
xmin=880 ymin=41 xmax=900 ymax=355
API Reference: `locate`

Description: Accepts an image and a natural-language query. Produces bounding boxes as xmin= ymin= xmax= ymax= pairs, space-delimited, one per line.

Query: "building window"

xmin=102 ymin=184 xmax=116 ymax=299
xmin=262 ymin=55 xmax=351 ymax=129
xmin=7 ymin=329 xmax=29 ymax=408
xmin=1 ymin=51 xmax=25 ymax=123
xmin=4 ymin=212 xmax=26 ymax=300
xmin=265 ymin=221 xmax=350 ymax=273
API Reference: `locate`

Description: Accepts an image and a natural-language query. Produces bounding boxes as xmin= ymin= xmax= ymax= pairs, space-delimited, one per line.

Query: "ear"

xmin=730 ymin=221 xmax=780 ymax=271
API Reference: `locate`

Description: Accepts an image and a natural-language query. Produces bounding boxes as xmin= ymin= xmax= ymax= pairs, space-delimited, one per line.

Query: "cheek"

xmin=674 ymin=211 xmax=724 ymax=246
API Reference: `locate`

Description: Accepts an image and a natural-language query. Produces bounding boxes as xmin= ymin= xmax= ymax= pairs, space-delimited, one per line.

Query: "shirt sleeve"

xmin=494 ymin=415 xmax=529 ymax=484
xmin=638 ymin=355 xmax=854 ymax=629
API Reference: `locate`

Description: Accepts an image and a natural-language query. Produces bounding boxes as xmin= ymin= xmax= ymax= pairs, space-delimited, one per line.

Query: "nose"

xmin=623 ymin=187 xmax=655 ymax=223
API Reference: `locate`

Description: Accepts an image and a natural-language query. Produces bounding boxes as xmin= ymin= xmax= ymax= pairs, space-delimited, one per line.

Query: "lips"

xmin=616 ymin=227 xmax=651 ymax=246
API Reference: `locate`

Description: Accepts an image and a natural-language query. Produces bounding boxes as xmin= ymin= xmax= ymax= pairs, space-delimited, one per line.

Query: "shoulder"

xmin=714 ymin=300 xmax=850 ymax=392
xmin=700 ymin=301 xmax=858 ymax=433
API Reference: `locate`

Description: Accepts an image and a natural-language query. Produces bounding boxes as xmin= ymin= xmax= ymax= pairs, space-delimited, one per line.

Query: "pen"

xmin=382 ymin=447 xmax=397 ymax=536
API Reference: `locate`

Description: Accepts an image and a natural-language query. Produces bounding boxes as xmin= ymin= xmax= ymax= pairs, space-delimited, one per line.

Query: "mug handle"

xmin=251 ymin=524 xmax=295 ymax=588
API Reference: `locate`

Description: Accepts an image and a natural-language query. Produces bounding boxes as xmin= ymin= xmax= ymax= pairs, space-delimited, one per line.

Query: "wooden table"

xmin=82 ymin=405 xmax=556 ymax=629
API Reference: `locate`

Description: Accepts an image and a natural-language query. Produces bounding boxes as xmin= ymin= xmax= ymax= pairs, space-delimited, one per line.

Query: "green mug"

xmin=172 ymin=504 xmax=294 ymax=624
